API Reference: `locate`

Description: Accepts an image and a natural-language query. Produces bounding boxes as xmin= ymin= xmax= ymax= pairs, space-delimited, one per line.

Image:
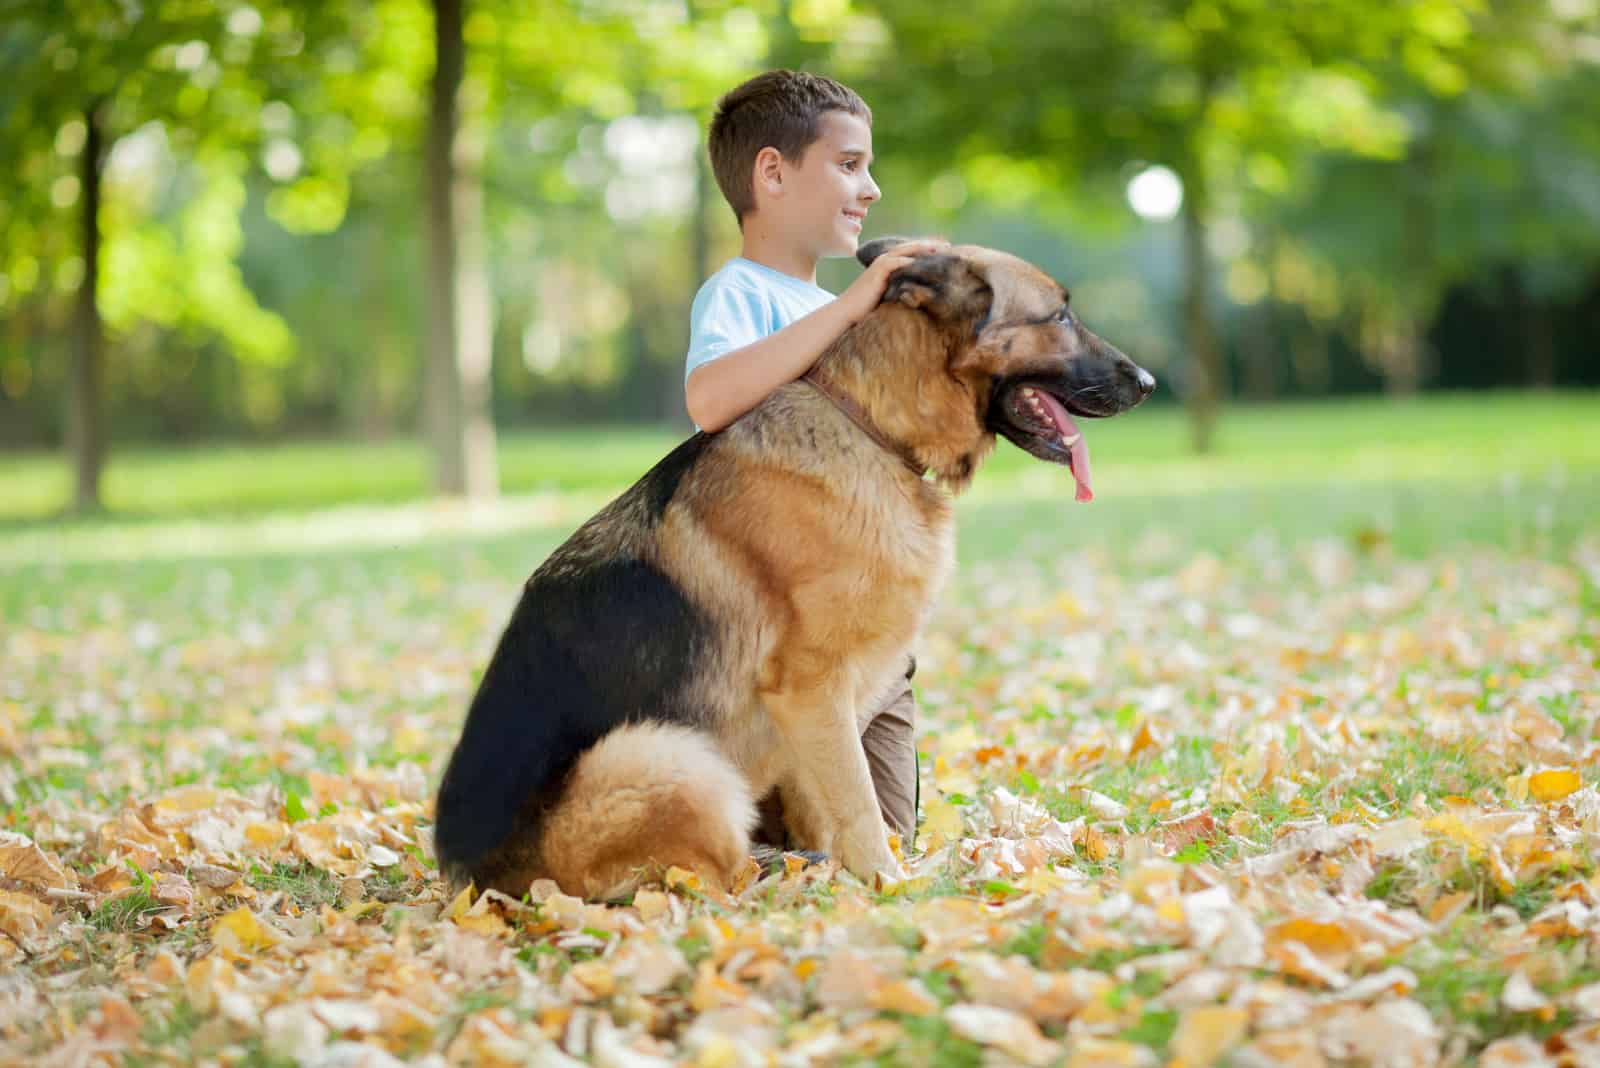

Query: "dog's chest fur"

xmin=653 ymin=403 xmax=955 ymax=789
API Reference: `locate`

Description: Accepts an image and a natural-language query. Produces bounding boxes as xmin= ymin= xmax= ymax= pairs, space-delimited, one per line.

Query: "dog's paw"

xmin=872 ymin=863 xmax=912 ymax=894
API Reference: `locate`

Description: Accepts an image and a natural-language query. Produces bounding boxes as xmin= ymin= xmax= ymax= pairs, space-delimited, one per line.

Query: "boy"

xmin=684 ymin=69 xmax=944 ymax=850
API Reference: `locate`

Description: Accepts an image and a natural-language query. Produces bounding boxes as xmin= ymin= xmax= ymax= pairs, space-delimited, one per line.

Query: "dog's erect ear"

xmin=882 ymin=254 xmax=959 ymax=312
xmin=858 ymin=238 xmax=990 ymax=320
xmin=856 ymin=236 xmax=916 ymax=268
xmin=887 ymin=255 xmax=994 ymax=324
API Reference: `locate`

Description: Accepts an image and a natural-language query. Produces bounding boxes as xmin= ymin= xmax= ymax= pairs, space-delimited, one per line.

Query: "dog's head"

xmin=855 ymin=237 xmax=1155 ymax=498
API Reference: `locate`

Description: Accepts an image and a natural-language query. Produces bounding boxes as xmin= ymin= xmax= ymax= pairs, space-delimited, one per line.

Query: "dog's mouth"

xmin=991 ymin=381 xmax=1096 ymax=501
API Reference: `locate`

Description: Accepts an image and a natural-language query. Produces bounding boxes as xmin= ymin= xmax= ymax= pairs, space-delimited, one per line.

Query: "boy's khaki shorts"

xmin=754 ymin=656 xmax=920 ymax=849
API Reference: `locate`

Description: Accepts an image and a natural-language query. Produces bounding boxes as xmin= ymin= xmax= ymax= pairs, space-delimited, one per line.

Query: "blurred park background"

xmin=0 ymin=0 xmax=1597 ymax=522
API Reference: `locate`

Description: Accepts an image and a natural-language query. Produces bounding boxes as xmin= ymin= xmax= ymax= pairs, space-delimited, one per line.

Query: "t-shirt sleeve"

xmin=685 ymin=280 xmax=768 ymax=384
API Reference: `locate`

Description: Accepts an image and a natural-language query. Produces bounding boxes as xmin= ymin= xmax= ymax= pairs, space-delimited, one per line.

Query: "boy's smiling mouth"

xmin=842 ymin=209 xmax=867 ymax=230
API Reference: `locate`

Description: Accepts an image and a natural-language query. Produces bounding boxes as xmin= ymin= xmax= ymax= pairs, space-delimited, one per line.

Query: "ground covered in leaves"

xmin=4 ymin=421 xmax=1600 ymax=1067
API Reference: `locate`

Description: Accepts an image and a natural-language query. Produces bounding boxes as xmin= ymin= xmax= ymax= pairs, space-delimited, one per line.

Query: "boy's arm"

xmin=686 ymin=299 xmax=858 ymax=433
xmin=686 ymin=239 xmax=947 ymax=433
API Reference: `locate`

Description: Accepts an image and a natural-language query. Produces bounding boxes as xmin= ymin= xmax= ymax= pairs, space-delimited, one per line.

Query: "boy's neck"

xmin=739 ymin=223 xmax=819 ymax=286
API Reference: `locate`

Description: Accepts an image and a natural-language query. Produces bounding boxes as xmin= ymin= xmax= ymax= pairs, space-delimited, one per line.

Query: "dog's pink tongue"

xmin=1034 ymin=391 xmax=1094 ymax=502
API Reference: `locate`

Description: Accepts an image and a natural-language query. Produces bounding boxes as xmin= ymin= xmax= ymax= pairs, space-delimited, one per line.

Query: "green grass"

xmin=246 ymin=862 xmax=345 ymax=911
xmin=4 ymin=391 xmax=1595 ymax=522
xmin=4 ymin=390 xmax=1596 ymax=1065
xmin=1 ymin=392 xmax=1595 ymax=574
xmin=1 ymin=425 xmax=682 ymax=521
xmin=89 ymin=888 xmax=167 ymax=933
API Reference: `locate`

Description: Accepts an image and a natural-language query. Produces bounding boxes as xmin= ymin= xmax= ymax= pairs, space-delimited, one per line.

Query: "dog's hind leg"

xmin=539 ymin=722 xmax=756 ymax=900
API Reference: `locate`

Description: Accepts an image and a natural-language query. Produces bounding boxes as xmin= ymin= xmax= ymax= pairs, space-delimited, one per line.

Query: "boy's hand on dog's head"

xmin=839 ymin=238 xmax=950 ymax=322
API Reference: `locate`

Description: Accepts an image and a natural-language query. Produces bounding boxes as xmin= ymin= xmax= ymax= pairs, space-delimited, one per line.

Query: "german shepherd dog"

xmin=433 ymin=239 xmax=1155 ymax=899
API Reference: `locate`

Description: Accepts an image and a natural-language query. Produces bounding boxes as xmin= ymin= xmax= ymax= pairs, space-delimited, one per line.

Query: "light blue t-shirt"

xmin=684 ymin=258 xmax=834 ymax=428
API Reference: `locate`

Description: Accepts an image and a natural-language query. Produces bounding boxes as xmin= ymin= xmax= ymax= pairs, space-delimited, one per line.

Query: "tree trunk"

xmin=662 ymin=150 xmax=714 ymax=428
xmin=1527 ymin=305 xmax=1556 ymax=388
xmin=1180 ymin=168 xmax=1223 ymax=453
xmin=1239 ymin=302 xmax=1279 ymax=402
xmin=1504 ymin=266 xmax=1557 ymax=388
xmin=424 ymin=0 xmax=496 ymax=496
xmin=1383 ymin=141 xmax=1436 ymax=396
xmin=453 ymin=94 xmax=498 ymax=495
xmin=68 ymin=101 xmax=106 ymax=512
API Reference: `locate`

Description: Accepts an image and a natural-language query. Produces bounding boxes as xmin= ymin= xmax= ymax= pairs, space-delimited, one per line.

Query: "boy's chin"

xmin=821 ymin=233 xmax=861 ymax=259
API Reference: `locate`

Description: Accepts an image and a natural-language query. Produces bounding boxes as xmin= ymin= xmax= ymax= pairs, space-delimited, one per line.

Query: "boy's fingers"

xmin=891 ymin=238 xmax=950 ymax=255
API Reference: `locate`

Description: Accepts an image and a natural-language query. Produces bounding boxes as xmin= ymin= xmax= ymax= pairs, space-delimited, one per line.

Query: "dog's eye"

xmin=1054 ymin=307 xmax=1072 ymax=325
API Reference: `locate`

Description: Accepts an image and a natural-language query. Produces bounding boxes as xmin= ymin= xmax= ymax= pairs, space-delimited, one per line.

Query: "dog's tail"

xmin=539 ymin=722 xmax=756 ymax=900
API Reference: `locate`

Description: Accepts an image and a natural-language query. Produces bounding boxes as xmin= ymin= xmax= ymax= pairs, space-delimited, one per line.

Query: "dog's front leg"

xmin=764 ymin=683 xmax=906 ymax=886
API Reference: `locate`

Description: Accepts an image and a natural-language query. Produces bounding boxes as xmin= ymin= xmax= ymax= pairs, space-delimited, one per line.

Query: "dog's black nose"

xmin=1135 ymin=367 xmax=1156 ymax=396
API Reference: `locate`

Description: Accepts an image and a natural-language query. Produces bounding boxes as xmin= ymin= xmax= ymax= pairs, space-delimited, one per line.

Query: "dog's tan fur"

xmin=440 ymin=243 xmax=1150 ymax=898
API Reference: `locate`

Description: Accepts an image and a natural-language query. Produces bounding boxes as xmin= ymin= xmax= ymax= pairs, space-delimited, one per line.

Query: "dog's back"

xmin=431 ymin=434 xmax=755 ymax=897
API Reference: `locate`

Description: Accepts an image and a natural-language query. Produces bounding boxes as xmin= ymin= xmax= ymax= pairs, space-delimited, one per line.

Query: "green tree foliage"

xmin=851 ymin=0 xmax=1587 ymax=448
xmin=0 ymin=0 xmax=360 ymax=506
xmin=2 ymin=0 xmax=1598 ymax=488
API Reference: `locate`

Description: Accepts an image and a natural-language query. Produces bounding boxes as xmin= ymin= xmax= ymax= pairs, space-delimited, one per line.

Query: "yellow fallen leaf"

xmin=633 ymin=889 xmax=670 ymax=922
xmin=0 ymin=831 xmax=76 ymax=891
xmin=443 ymin=883 xmax=476 ymax=921
xmin=211 ymin=906 xmax=281 ymax=954
xmin=567 ymin=960 xmax=616 ymax=999
xmin=1237 ymin=1029 xmax=1323 ymax=1068
xmin=1529 ymin=767 xmax=1581 ymax=802
xmin=1128 ymin=720 xmax=1158 ymax=760
xmin=938 ymin=724 xmax=981 ymax=757
xmin=454 ymin=909 xmax=510 ymax=937
xmin=91 ymin=994 xmax=142 ymax=1042
xmin=1423 ymin=813 xmax=1485 ymax=856
xmin=1428 ymin=891 xmax=1473 ymax=925
xmin=933 ymin=755 xmax=979 ymax=796
xmin=391 ymin=725 xmax=430 ymax=755
xmin=1020 ymin=867 xmax=1067 ymax=895
xmin=729 ymin=856 xmax=762 ymax=894
xmin=696 ymin=1036 xmax=740 ymax=1068
xmin=1064 ymin=1038 xmax=1158 ymax=1068
xmin=184 ymin=955 xmax=236 ymax=1014
xmin=1156 ymin=898 xmax=1186 ymax=924
xmin=152 ymin=785 xmax=222 ymax=815
xmin=1080 ymin=826 xmax=1110 ymax=862
xmin=919 ymin=795 xmax=965 ymax=848
xmin=244 ymin=820 xmax=290 ymax=849
xmin=1268 ymin=918 xmax=1356 ymax=957
xmin=871 ymin=979 xmax=941 ymax=1017
xmin=1171 ymin=1006 xmax=1249 ymax=1065
xmin=665 ymin=866 xmax=703 ymax=892
xmin=1269 ymin=940 xmax=1348 ymax=988
xmin=0 ymin=890 xmax=53 ymax=951
xmin=689 ymin=961 xmax=746 ymax=1011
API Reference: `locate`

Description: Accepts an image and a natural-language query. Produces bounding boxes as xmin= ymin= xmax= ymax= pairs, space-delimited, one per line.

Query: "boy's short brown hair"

xmin=708 ymin=70 xmax=872 ymax=224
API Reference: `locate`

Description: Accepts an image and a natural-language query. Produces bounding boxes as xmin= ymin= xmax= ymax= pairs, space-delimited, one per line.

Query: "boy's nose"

xmin=862 ymin=176 xmax=881 ymax=202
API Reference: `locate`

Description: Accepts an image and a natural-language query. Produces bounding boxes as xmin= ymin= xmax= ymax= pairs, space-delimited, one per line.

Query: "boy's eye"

xmin=842 ymin=159 xmax=858 ymax=171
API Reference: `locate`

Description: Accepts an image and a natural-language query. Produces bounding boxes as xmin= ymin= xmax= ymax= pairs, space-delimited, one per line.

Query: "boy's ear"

xmin=753 ymin=146 xmax=785 ymax=199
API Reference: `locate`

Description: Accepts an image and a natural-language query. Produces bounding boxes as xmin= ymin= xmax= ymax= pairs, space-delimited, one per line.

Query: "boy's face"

xmin=774 ymin=110 xmax=880 ymax=259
